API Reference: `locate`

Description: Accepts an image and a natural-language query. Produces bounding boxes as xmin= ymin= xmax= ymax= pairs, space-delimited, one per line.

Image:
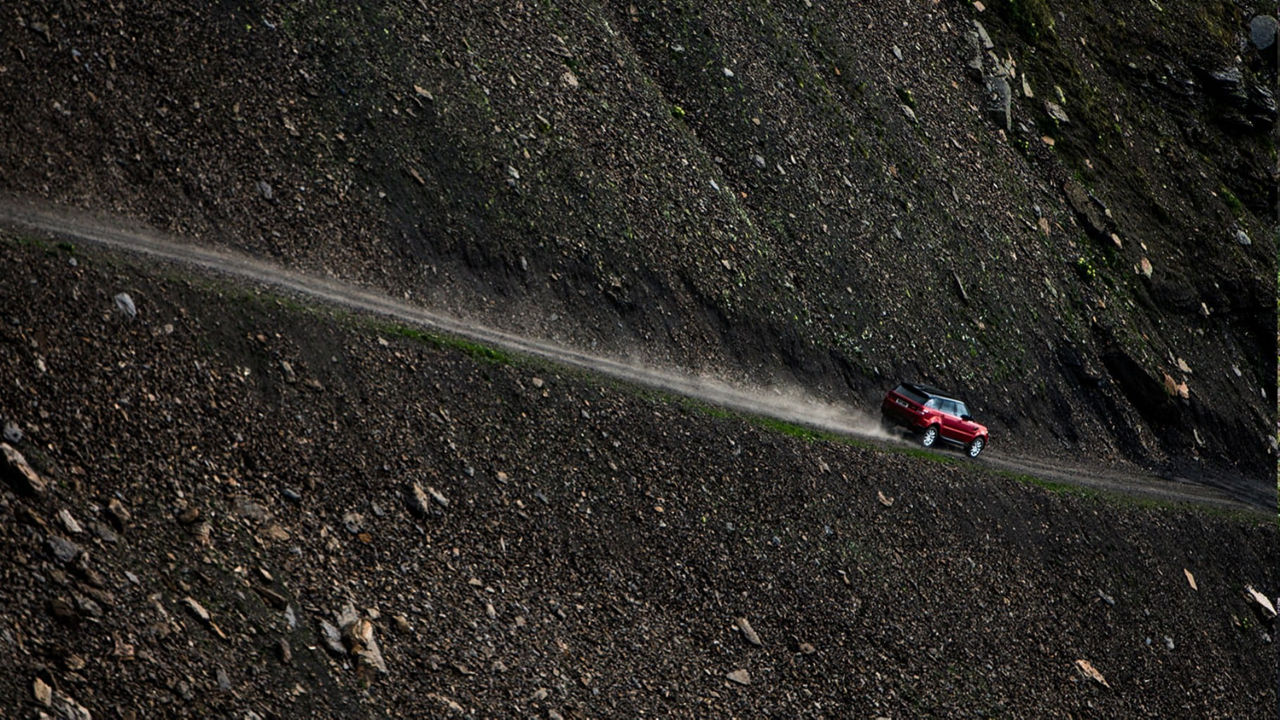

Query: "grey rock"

xmin=726 ymin=668 xmax=751 ymax=686
xmin=216 ymin=666 xmax=232 ymax=692
xmin=114 ymin=292 xmax=137 ymax=319
xmin=1045 ymin=101 xmax=1069 ymax=123
xmin=965 ymin=32 xmax=984 ymax=76
xmin=47 ymin=535 xmax=82 ymax=564
xmin=1234 ymin=228 xmax=1252 ymax=246
xmin=257 ymin=180 xmax=274 ymax=200
xmin=90 ymin=521 xmax=119 ymax=544
xmin=234 ymin=496 xmax=269 ymax=523
xmin=892 ymin=44 xmax=903 ymax=61
xmin=751 ymin=154 xmax=766 ymax=169
xmin=3 ymin=421 xmax=22 ymax=444
xmin=985 ymin=75 xmax=1012 ymax=130
xmin=52 ymin=692 xmax=93 ymax=720
xmin=319 ymin=619 xmax=346 ymax=655
xmin=974 ymin=20 xmax=994 ymax=50
xmin=280 ymin=360 xmax=297 ymax=384
xmin=1250 ymin=15 xmax=1277 ymax=50
xmin=282 ymin=487 xmax=302 ymax=503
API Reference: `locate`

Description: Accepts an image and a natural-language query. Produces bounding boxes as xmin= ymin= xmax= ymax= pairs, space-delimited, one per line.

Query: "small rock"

xmin=254 ymin=586 xmax=289 ymax=610
xmin=428 ymin=693 xmax=465 ymax=714
xmin=183 ymin=596 xmax=210 ymax=622
xmin=407 ymin=482 xmax=433 ymax=517
xmin=726 ymin=669 xmax=751 ymax=686
xmin=1234 ymin=228 xmax=1251 ymax=246
xmin=798 ymin=642 xmax=816 ymax=655
xmin=106 ymin=497 xmax=131 ymax=530
xmin=319 ymin=619 xmax=346 ymax=655
xmin=216 ymin=666 xmax=231 ymax=692
xmin=342 ymin=512 xmax=365 ymax=535
xmin=47 ymin=535 xmax=82 ymax=564
xmin=1138 ymin=257 xmax=1153 ymax=278
xmin=257 ymin=180 xmax=274 ymax=200
xmin=90 ymin=521 xmax=118 ymax=544
xmin=49 ymin=596 xmax=80 ymax=625
xmin=984 ymin=75 xmax=1011 ymax=131
xmin=1 ymin=442 xmax=47 ymax=495
xmin=234 ymin=497 xmax=269 ymax=523
xmin=3 ymin=421 xmax=22 ymax=444
xmin=33 ymin=677 xmax=52 ymax=707
xmin=1184 ymin=568 xmax=1198 ymax=591
xmin=892 ymin=44 xmax=903 ymax=61
xmin=1163 ymin=636 xmax=1175 ymax=651
xmin=735 ymin=617 xmax=762 ymax=647
xmin=58 ymin=509 xmax=83 ymax=535
xmin=278 ymin=638 xmax=293 ymax=664
xmin=1245 ymin=586 xmax=1277 ymax=619
xmin=177 ymin=507 xmax=201 ymax=525
xmin=52 ymin=692 xmax=93 ymax=720
xmin=1045 ymin=101 xmax=1069 ymax=123
xmin=751 ymin=154 xmax=766 ymax=169
xmin=974 ymin=20 xmax=994 ymax=50
xmin=282 ymin=487 xmax=302 ymax=503
xmin=114 ymin=292 xmax=137 ymax=319
xmin=280 ymin=360 xmax=297 ymax=384
xmin=1074 ymin=659 xmax=1110 ymax=688
xmin=393 ymin=614 xmax=412 ymax=633
xmin=1097 ymin=589 xmax=1116 ymax=606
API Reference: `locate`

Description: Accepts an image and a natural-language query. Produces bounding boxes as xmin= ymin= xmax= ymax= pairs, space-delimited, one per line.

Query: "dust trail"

xmin=0 ymin=198 xmax=1266 ymax=514
xmin=0 ymin=198 xmax=891 ymax=440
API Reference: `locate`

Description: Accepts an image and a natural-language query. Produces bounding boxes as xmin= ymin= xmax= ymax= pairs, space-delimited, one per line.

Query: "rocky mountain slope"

xmin=0 ymin=0 xmax=1275 ymax=484
xmin=0 ymin=235 xmax=1276 ymax=718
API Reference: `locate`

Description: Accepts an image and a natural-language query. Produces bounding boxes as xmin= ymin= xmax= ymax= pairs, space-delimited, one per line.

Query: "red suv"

xmin=881 ymin=382 xmax=989 ymax=458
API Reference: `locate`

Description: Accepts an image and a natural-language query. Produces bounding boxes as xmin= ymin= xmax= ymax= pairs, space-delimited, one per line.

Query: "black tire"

xmin=920 ymin=425 xmax=940 ymax=448
xmin=967 ymin=436 xmax=985 ymax=458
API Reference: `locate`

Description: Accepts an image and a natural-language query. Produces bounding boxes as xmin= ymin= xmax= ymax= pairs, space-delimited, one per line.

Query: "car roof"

xmin=900 ymin=381 xmax=962 ymax=403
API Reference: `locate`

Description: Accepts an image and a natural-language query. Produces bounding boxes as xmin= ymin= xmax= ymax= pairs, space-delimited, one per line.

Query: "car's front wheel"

xmin=967 ymin=436 xmax=985 ymax=458
xmin=920 ymin=425 xmax=940 ymax=448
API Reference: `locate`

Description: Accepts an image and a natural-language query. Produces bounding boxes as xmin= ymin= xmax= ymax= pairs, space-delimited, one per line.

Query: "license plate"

xmin=895 ymin=398 xmax=908 ymax=407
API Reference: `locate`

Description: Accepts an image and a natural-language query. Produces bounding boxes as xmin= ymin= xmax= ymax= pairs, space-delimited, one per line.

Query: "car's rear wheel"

xmin=967 ymin=436 xmax=985 ymax=458
xmin=920 ymin=425 xmax=939 ymax=448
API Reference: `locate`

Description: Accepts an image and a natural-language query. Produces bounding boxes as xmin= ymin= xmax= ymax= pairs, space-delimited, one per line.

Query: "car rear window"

xmin=894 ymin=383 xmax=929 ymax=405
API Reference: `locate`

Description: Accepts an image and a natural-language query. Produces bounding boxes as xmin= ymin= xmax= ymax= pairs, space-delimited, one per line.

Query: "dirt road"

xmin=1 ymin=197 xmax=1269 ymax=515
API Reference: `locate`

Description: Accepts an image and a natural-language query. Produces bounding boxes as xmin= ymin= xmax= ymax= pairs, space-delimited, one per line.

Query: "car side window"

xmin=924 ymin=398 xmax=941 ymax=410
xmin=955 ymin=401 xmax=969 ymax=418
